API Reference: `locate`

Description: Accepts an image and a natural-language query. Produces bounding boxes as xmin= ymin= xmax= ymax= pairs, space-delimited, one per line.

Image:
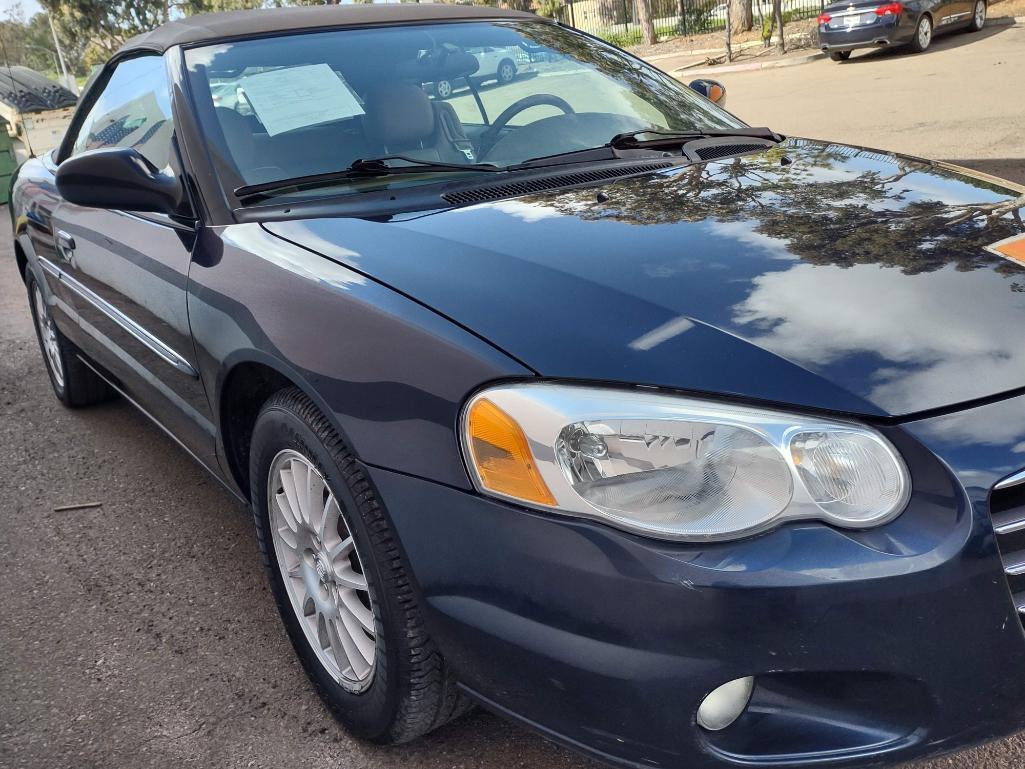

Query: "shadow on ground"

xmin=840 ymin=20 xmax=1012 ymax=63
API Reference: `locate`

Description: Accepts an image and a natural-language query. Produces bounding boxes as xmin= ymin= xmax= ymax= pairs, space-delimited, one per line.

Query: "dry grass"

xmin=990 ymin=0 xmax=1025 ymax=17
xmin=630 ymin=17 xmax=817 ymax=58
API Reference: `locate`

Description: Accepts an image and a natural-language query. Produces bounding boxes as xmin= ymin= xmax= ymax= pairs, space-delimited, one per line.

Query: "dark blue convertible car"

xmin=10 ymin=4 xmax=1025 ymax=769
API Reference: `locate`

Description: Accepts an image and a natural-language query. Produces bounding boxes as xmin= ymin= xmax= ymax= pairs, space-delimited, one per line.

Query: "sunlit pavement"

xmin=699 ymin=22 xmax=1025 ymax=186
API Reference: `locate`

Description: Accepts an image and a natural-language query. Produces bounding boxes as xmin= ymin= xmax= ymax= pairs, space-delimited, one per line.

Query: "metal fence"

xmin=554 ymin=0 xmax=827 ymax=45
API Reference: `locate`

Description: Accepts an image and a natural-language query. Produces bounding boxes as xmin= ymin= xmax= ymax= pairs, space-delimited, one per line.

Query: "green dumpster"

xmin=0 ymin=116 xmax=17 ymax=205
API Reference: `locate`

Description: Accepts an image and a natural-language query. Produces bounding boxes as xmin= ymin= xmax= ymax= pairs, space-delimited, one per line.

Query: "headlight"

xmin=461 ymin=383 xmax=910 ymax=541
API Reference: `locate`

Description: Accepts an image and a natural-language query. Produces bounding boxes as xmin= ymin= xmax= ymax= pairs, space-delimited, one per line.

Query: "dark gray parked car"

xmin=817 ymin=0 xmax=986 ymax=59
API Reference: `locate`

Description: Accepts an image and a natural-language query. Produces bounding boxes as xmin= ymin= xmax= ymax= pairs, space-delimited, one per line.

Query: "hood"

xmin=264 ymin=138 xmax=1025 ymax=419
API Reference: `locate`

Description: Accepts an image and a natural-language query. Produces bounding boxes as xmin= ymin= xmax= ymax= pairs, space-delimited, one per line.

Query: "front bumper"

xmin=370 ymin=392 xmax=1025 ymax=769
xmin=818 ymin=14 xmax=912 ymax=51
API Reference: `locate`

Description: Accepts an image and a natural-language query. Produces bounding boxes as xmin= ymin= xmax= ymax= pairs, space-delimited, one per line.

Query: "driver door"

xmin=49 ymin=54 xmax=218 ymax=470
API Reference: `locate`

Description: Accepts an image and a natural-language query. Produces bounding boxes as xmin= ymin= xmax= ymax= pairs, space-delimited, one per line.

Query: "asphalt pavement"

xmin=716 ymin=22 xmax=1025 ymax=186
xmin=3 ymin=23 xmax=1025 ymax=764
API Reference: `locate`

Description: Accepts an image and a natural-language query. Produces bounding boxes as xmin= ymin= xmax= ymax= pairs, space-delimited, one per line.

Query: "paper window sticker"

xmin=239 ymin=63 xmax=365 ymax=137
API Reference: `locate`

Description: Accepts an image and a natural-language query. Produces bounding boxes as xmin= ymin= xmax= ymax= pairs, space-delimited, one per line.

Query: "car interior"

xmin=197 ymin=27 xmax=514 ymax=184
xmin=191 ymin=22 xmax=669 ymax=192
xmin=211 ymin=47 xmax=483 ymax=184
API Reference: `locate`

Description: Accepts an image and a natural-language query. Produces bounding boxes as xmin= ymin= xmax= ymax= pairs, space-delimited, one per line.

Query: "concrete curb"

xmin=671 ymin=51 xmax=825 ymax=76
xmin=645 ymin=39 xmax=764 ymax=62
xmin=666 ymin=16 xmax=1020 ymax=77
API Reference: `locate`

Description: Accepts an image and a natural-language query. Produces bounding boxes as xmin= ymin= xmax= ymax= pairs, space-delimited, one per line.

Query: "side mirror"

xmin=55 ymin=147 xmax=183 ymax=215
xmin=688 ymin=79 xmax=727 ymax=108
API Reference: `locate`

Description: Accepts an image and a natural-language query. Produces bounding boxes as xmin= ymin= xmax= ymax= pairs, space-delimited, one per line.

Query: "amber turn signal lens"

xmin=466 ymin=398 xmax=556 ymax=506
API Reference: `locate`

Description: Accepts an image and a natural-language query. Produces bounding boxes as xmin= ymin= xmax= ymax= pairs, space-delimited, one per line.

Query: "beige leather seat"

xmin=362 ymin=81 xmax=476 ymax=163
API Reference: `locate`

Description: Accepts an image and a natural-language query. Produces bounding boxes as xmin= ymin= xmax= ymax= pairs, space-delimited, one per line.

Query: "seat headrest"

xmin=363 ymin=82 xmax=436 ymax=147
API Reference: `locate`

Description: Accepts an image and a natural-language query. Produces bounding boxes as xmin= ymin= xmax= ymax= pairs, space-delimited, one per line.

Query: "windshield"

xmin=184 ymin=20 xmax=744 ymax=201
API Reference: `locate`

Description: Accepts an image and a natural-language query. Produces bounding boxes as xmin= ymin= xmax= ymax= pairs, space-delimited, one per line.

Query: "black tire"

xmin=26 ymin=272 xmax=115 ymax=408
xmin=908 ymin=14 xmax=932 ymax=52
xmin=829 ymin=50 xmax=852 ymax=61
xmin=249 ymin=387 xmax=470 ymax=744
xmin=496 ymin=59 xmax=517 ymax=84
xmin=967 ymin=0 xmax=986 ymax=31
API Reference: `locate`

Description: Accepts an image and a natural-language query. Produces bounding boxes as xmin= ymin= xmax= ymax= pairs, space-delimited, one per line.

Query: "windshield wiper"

xmin=502 ymin=128 xmax=785 ymax=171
xmin=608 ymin=127 xmax=783 ymax=150
xmin=235 ymin=155 xmax=499 ymax=203
xmin=348 ymin=156 xmax=500 ymax=175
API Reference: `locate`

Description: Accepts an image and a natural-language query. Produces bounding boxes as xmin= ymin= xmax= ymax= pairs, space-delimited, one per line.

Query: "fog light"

xmin=696 ymin=676 xmax=755 ymax=731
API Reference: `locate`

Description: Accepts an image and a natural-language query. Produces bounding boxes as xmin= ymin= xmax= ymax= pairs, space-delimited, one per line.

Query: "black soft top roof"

xmin=119 ymin=4 xmax=541 ymax=55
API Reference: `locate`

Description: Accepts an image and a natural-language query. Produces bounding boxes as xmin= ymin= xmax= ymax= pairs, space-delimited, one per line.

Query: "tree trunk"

xmin=771 ymin=0 xmax=785 ymax=52
xmin=728 ymin=0 xmax=753 ymax=33
xmin=635 ymin=0 xmax=657 ymax=45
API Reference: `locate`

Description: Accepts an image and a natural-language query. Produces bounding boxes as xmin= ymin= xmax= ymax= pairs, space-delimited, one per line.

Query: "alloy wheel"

xmin=268 ymin=449 xmax=376 ymax=692
xmin=917 ymin=16 xmax=932 ymax=48
xmin=498 ymin=63 xmax=515 ymax=83
xmin=974 ymin=1 xmax=985 ymax=27
xmin=436 ymin=79 xmax=452 ymax=98
xmin=33 ymin=283 xmax=64 ymax=389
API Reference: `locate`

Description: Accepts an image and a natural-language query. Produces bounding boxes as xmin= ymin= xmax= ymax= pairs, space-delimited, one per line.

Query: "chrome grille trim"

xmin=993 ymin=512 xmax=1025 ymax=536
xmin=995 ymin=469 xmax=1025 ymax=491
xmin=1004 ymin=552 xmax=1025 ymax=576
xmin=991 ymin=473 xmax=1025 ymax=627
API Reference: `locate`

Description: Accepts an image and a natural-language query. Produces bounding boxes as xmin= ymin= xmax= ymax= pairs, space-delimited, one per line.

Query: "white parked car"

xmin=434 ymin=45 xmax=532 ymax=98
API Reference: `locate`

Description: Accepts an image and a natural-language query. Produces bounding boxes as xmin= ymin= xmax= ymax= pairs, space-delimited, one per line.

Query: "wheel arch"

xmin=13 ymin=239 xmax=27 ymax=283
xmin=216 ymin=352 xmax=358 ymax=501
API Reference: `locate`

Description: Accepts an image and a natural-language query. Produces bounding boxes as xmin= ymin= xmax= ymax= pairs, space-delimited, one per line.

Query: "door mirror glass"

xmin=688 ymin=79 xmax=727 ymax=108
xmin=56 ymin=147 xmax=183 ymax=215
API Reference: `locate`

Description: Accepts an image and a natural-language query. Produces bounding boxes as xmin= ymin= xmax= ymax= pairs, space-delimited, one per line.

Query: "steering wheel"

xmin=478 ymin=94 xmax=575 ymax=159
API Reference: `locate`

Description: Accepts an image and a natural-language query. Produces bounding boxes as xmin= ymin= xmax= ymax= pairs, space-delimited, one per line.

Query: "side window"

xmin=71 ymin=56 xmax=174 ymax=172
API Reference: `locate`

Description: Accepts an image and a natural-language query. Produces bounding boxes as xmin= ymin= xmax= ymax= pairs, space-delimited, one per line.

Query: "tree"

xmin=36 ymin=0 xmax=271 ymax=66
xmin=536 ymin=0 xmax=567 ymax=21
xmin=766 ymin=0 xmax=785 ymax=52
xmin=728 ymin=0 xmax=752 ymax=33
xmin=635 ymin=0 xmax=656 ymax=44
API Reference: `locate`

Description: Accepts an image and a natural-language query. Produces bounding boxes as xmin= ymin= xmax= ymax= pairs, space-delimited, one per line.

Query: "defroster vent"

xmin=442 ymin=161 xmax=674 ymax=206
xmin=693 ymin=143 xmax=776 ymax=161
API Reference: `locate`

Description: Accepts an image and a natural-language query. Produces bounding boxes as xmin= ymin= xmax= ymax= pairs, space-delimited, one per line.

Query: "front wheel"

xmin=496 ymin=59 xmax=517 ymax=84
xmin=434 ymin=79 xmax=452 ymax=99
xmin=967 ymin=0 xmax=986 ymax=31
xmin=829 ymin=50 xmax=852 ymax=61
xmin=249 ymin=388 xmax=470 ymax=743
xmin=908 ymin=14 xmax=932 ymax=52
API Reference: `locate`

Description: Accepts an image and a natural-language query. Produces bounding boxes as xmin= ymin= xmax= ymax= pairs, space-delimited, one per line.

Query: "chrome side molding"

xmin=37 ymin=256 xmax=199 ymax=379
